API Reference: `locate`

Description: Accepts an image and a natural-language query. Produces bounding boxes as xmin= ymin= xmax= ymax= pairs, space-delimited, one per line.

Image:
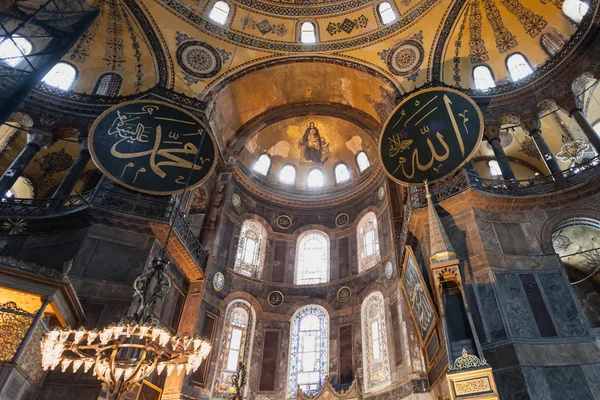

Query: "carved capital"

xmin=484 ymin=125 xmax=501 ymax=141
xmin=556 ymin=93 xmax=582 ymax=114
xmin=7 ymin=112 xmax=34 ymax=128
xmin=520 ymin=117 xmax=541 ymax=134
xmin=26 ymin=131 xmax=53 ymax=148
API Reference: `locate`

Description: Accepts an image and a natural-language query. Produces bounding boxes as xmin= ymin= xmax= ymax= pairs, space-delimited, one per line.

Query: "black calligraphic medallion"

xmin=89 ymin=100 xmax=217 ymax=195
xmin=380 ymin=87 xmax=483 ymax=185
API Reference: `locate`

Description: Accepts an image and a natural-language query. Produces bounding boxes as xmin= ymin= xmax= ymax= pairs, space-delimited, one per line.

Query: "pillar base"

xmin=446 ymin=366 xmax=499 ymax=400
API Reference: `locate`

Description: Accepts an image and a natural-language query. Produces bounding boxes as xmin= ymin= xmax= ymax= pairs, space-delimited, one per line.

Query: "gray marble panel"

xmin=538 ymin=273 xmax=588 ymax=337
xmin=475 ymin=276 xmax=507 ymax=342
xmin=475 ymin=219 xmax=502 ymax=254
xmin=494 ymin=367 xmax=529 ymax=400
xmin=496 ymin=273 xmax=538 ymax=339
xmin=546 ymin=366 xmax=594 ymax=400
xmin=494 ymin=223 xmax=531 ymax=255
xmin=581 ymin=363 xmax=600 ymax=400
xmin=522 ymin=367 xmax=552 ymax=400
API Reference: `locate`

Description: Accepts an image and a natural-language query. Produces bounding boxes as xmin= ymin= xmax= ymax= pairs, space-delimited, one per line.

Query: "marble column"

xmin=570 ymin=108 xmax=600 ymax=154
xmin=522 ymin=119 xmax=562 ymax=175
xmin=52 ymin=139 xmax=91 ymax=198
xmin=487 ymin=135 xmax=516 ymax=180
xmin=0 ymin=131 xmax=50 ymax=197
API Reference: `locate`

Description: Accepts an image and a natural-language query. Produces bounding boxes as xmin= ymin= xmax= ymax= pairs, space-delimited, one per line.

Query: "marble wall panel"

xmin=496 ymin=273 xmax=539 ymax=339
xmin=537 ymin=273 xmax=588 ymax=337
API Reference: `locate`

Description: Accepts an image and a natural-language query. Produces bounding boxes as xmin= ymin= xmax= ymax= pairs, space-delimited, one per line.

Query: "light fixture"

xmin=41 ymin=256 xmax=212 ymax=398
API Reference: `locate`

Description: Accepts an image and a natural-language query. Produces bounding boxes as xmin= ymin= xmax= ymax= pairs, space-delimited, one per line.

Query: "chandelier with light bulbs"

xmin=40 ymin=256 xmax=212 ymax=398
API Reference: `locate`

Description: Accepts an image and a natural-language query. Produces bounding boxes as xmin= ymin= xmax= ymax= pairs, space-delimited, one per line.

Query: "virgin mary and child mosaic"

xmin=298 ymin=121 xmax=330 ymax=165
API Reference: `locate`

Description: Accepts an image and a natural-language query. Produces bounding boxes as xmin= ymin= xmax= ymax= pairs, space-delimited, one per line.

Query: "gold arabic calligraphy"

xmin=106 ymin=106 xmax=209 ymax=184
xmin=386 ymin=94 xmax=471 ymax=180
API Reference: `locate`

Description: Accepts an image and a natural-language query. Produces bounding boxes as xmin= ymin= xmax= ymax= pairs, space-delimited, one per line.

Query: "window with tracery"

xmin=0 ymin=35 xmax=32 ymax=67
xmin=295 ymin=230 xmax=329 ymax=285
xmin=93 ymin=73 xmax=123 ymax=96
xmin=356 ymin=151 xmax=371 ymax=172
xmin=506 ymin=53 xmax=533 ymax=82
xmin=488 ymin=160 xmax=502 ymax=176
xmin=42 ymin=62 xmax=77 ymax=90
xmin=280 ymin=165 xmax=297 ymax=185
xmin=212 ymin=300 xmax=255 ymax=398
xmin=358 ymin=212 xmax=381 ymax=272
xmin=334 ymin=163 xmax=350 ymax=184
xmin=234 ymin=220 xmax=266 ymax=278
xmin=540 ymin=30 xmax=567 ymax=56
xmin=378 ymin=2 xmax=397 ymax=24
xmin=473 ymin=65 xmax=496 ymax=90
xmin=209 ymin=1 xmax=230 ymax=25
xmin=288 ymin=305 xmax=329 ymax=398
xmin=253 ymin=154 xmax=271 ymax=176
xmin=361 ymin=292 xmax=391 ymax=392
xmin=562 ymin=0 xmax=589 ymax=23
xmin=300 ymin=22 xmax=316 ymax=44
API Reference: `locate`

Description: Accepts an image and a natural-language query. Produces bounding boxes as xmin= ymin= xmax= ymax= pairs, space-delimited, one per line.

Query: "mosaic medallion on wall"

xmin=386 ymin=261 xmax=394 ymax=279
xmin=335 ymin=213 xmax=349 ymax=227
xmin=212 ymin=272 xmax=224 ymax=291
xmin=387 ymin=40 xmax=424 ymax=76
xmin=337 ymin=286 xmax=352 ymax=302
xmin=176 ymin=40 xmax=222 ymax=79
xmin=268 ymin=290 xmax=284 ymax=307
xmin=276 ymin=215 xmax=292 ymax=229
xmin=232 ymin=193 xmax=241 ymax=208
xmin=378 ymin=186 xmax=386 ymax=200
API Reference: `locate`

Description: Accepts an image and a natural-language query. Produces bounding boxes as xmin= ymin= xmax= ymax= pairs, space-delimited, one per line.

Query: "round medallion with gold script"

xmin=89 ymin=100 xmax=217 ymax=195
xmin=268 ymin=290 xmax=284 ymax=307
xmin=379 ymin=87 xmax=483 ymax=186
xmin=337 ymin=286 xmax=352 ymax=303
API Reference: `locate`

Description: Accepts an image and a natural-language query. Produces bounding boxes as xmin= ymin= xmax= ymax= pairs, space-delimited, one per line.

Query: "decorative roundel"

xmin=337 ymin=286 xmax=352 ymax=303
xmin=212 ymin=272 xmax=225 ymax=291
xmin=276 ymin=215 xmax=292 ymax=229
xmin=387 ymin=39 xmax=424 ymax=76
xmin=378 ymin=186 xmax=386 ymax=200
xmin=176 ymin=41 xmax=222 ymax=78
xmin=268 ymin=290 xmax=284 ymax=307
xmin=386 ymin=261 xmax=394 ymax=279
xmin=232 ymin=193 xmax=241 ymax=208
xmin=335 ymin=213 xmax=349 ymax=227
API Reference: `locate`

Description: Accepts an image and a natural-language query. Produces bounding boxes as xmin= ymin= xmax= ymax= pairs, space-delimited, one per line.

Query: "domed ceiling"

xmin=237 ymin=115 xmax=379 ymax=198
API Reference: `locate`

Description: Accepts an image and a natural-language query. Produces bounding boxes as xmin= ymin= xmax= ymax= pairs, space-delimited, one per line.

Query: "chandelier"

xmin=40 ymin=256 xmax=212 ymax=398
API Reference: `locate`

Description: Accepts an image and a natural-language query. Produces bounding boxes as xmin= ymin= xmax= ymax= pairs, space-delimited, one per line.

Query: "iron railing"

xmin=0 ymin=191 xmax=93 ymax=217
xmin=467 ymin=156 xmax=600 ymax=197
xmin=407 ymin=172 xmax=471 ymax=209
xmin=172 ymin=212 xmax=209 ymax=269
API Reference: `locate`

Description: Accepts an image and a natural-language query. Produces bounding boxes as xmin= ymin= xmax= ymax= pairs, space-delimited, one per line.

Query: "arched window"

xmin=593 ymin=121 xmax=600 ymax=134
xmin=562 ymin=0 xmax=589 ymax=23
xmin=234 ymin=220 xmax=267 ymax=278
xmin=488 ymin=160 xmax=502 ymax=176
xmin=356 ymin=151 xmax=371 ymax=172
xmin=473 ymin=65 xmax=496 ymax=90
xmin=280 ymin=165 xmax=297 ymax=185
xmin=288 ymin=305 xmax=329 ymax=397
xmin=307 ymin=169 xmax=324 ymax=188
xmin=361 ymin=291 xmax=391 ymax=392
xmin=378 ymin=2 xmax=397 ymax=25
xmin=540 ymin=30 xmax=567 ymax=56
xmin=300 ymin=22 xmax=316 ymax=44
xmin=253 ymin=154 xmax=271 ymax=176
xmin=334 ymin=163 xmax=350 ymax=184
xmin=42 ymin=62 xmax=77 ymax=90
xmin=0 ymin=35 xmax=32 ymax=67
xmin=358 ymin=212 xmax=381 ymax=272
xmin=212 ymin=300 xmax=255 ymax=397
xmin=506 ymin=53 xmax=533 ymax=82
xmin=208 ymin=1 xmax=230 ymax=25
xmin=92 ymin=73 xmax=123 ymax=96
xmin=295 ymin=230 xmax=329 ymax=285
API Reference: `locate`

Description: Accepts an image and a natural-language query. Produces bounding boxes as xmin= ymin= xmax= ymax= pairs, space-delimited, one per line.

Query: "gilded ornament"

xmin=268 ymin=291 xmax=284 ymax=307
xmin=449 ymin=348 xmax=489 ymax=371
xmin=2 ymin=218 xmax=27 ymax=235
xmin=337 ymin=286 xmax=352 ymax=302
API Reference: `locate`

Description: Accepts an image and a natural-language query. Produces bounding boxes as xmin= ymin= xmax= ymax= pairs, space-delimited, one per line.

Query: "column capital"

xmin=557 ymin=93 xmax=583 ymax=115
xmin=484 ymin=125 xmax=501 ymax=141
xmin=26 ymin=131 xmax=53 ymax=148
xmin=78 ymin=138 xmax=89 ymax=152
xmin=521 ymin=117 xmax=541 ymax=134
xmin=6 ymin=112 xmax=34 ymax=128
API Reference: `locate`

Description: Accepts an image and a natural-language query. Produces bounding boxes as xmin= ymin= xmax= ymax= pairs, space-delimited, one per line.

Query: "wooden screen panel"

xmin=192 ymin=311 xmax=217 ymax=386
xmin=258 ymin=330 xmax=281 ymax=391
xmin=339 ymin=325 xmax=353 ymax=384
xmin=338 ymin=237 xmax=350 ymax=279
xmin=272 ymin=241 xmax=286 ymax=283
xmin=390 ymin=300 xmax=403 ymax=366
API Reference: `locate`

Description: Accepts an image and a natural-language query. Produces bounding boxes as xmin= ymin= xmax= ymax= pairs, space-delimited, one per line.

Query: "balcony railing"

xmin=0 ymin=181 xmax=208 ymax=271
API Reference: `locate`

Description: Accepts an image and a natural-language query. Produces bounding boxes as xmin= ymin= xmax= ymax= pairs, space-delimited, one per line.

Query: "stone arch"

xmin=539 ymin=208 xmax=600 ymax=254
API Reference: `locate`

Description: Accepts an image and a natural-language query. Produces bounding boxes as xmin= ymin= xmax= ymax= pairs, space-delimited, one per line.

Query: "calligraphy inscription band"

xmin=89 ymin=100 xmax=217 ymax=195
xmin=379 ymin=87 xmax=484 ymax=185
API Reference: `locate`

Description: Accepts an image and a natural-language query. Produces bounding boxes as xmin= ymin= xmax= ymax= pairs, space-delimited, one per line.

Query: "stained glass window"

xmin=358 ymin=212 xmax=381 ymax=272
xmin=361 ymin=291 xmax=391 ymax=392
xmin=212 ymin=300 xmax=255 ymax=398
xmin=288 ymin=306 xmax=329 ymax=398
xmin=93 ymin=73 xmax=123 ymax=96
xmin=234 ymin=220 xmax=266 ymax=278
xmin=540 ymin=30 xmax=567 ymax=57
xmin=295 ymin=230 xmax=329 ymax=285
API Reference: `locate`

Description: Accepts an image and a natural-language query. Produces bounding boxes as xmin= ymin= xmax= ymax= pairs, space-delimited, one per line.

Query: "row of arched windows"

xmin=207 ymin=1 xmax=397 ymax=43
xmin=214 ymin=294 xmax=392 ymax=397
xmin=253 ymin=152 xmax=370 ymax=187
xmin=234 ymin=213 xmax=380 ymax=282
